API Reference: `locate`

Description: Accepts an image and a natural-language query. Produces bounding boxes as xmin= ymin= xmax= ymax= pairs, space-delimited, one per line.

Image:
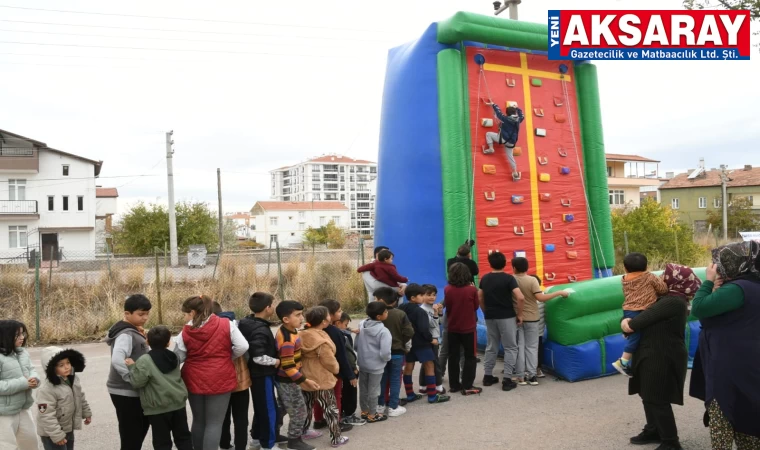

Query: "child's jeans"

xmin=42 ymin=433 xmax=74 ymax=450
xmin=624 ymin=310 xmax=643 ymax=354
xmin=378 ymin=355 xmax=404 ymax=409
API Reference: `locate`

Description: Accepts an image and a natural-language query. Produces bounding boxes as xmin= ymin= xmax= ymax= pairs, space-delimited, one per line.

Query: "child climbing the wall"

xmin=483 ymin=100 xmax=524 ymax=181
xmin=612 ymin=253 xmax=669 ymax=377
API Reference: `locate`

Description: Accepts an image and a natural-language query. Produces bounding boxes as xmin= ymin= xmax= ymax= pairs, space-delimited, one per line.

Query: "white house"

xmin=224 ymin=212 xmax=253 ymax=240
xmin=269 ymin=154 xmax=377 ymax=236
xmin=95 ymin=187 xmax=119 ymax=252
xmin=250 ymin=201 xmax=349 ymax=248
xmin=1 ymin=128 xmax=105 ymax=262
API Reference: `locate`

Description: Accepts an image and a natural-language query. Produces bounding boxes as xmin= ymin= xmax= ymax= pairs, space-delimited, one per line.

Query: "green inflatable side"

xmin=437 ymin=11 xmax=548 ymax=49
xmin=545 ymin=268 xmax=705 ymax=346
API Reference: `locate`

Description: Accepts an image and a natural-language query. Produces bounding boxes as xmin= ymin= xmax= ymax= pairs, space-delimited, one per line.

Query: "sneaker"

xmin=387 ymin=406 xmax=407 ymax=417
xmin=483 ymin=146 xmax=494 ymax=155
xmin=516 ymin=378 xmax=527 ymax=386
xmin=301 ymin=429 xmax=323 ymax=440
xmin=398 ymin=398 xmax=408 ymax=406
xmin=502 ymin=379 xmax=517 ymax=391
xmin=342 ymin=414 xmax=366 ymax=426
xmin=248 ymin=438 xmax=261 ymax=450
xmin=536 ymin=369 xmax=546 ymax=378
xmin=376 ymin=405 xmax=387 ymax=415
xmin=406 ymin=393 xmax=423 ymax=403
xmin=483 ymin=375 xmax=499 ymax=386
xmin=313 ymin=420 xmax=327 ymax=430
xmin=365 ymin=413 xmax=388 ymax=423
xmin=612 ymin=359 xmax=633 ymax=377
xmin=436 ymin=386 xmax=447 ymax=394
xmin=428 ymin=394 xmax=451 ymax=404
xmin=449 ymin=386 xmax=462 ymax=393
xmin=339 ymin=423 xmax=353 ymax=432
xmin=331 ymin=436 xmax=350 ymax=448
xmin=630 ymin=428 xmax=661 ymax=445
xmin=287 ymin=437 xmax=315 ymax=450
xmin=528 ymin=376 xmax=539 ymax=386
xmin=461 ymin=386 xmax=483 ymax=396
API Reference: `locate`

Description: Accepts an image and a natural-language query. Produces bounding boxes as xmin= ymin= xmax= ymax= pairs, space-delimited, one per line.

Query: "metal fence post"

xmin=164 ymin=241 xmax=168 ymax=281
xmin=106 ymin=242 xmax=113 ymax=280
xmin=359 ymin=237 xmax=366 ymax=266
xmin=34 ymin=250 xmax=41 ymax=341
xmin=623 ymin=231 xmax=629 ymax=255
xmin=155 ymin=249 xmax=163 ymax=324
xmin=275 ymin=239 xmax=285 ymax=300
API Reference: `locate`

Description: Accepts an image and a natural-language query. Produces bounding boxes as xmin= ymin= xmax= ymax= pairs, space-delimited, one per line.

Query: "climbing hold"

xmin=558 ymin=147 xmax=568 ymax=157
xmin=544 ymin=244 xmax=556 ymax=252
xmin=486 ymin=217 xmax=499 ymax=227
xmin=511 ymin=195 xmax=525 ymax=204
xmin=567 ymin=275 xmax=578 ymax=283
xmin=533 ymin=108 xmax=544 ymax=117
xmin=563 ymin=214 xmax=575 ymax=222
xmin=535 ymin=128 xmax=547 ymax=137
xmin=542 ymin=221 xmax=553 ymax=232
xmin=560 ymin=198 xmax=572 ymax=207
xmin=539 ymin=173 xmax=551 ymax=182
xmin=554 ymin=114 xmax=567 ymax=123
xmin=559 ymin=167 xmax=571 ymax=175
xmin=565 ymin=236 xmax=576 ymax=246
xmin=506 ymin=76 xmax=516 ymax=87
xmin=474 ymin=54 xmax=486 ymax=65
xmin=545 ymin=272 xmax=557 ymax=281
xmin=512 ymin=172 xmax=522 ymax=181
xmin=559 ymin=63 xmax=569 ymax=74
xmin=567 ymin=251 xmax=578 ymax=260
xmin=483 ymin=165 xmax=496 ymax=174
xmin=513 ymin=250 xmax=527 ymax=258
xmin=553 ymin=96 xmax=564 ymax=107
xmin=513 ymin=226 xmax=525 ymax=236
xmin=539 ymin=193 xmax=551 ymax=202
xmin=484 ymin=191 xmax=495 ymax=201
xmin=537 ymin=156 xmax=549 ymax=166
xmin=481 ymin=118 xmax=494 ymax=127
xmin=531 ymin=78 xmax=542 ymax=87
xmin=512 ymin=147 xmax=523 ymax=156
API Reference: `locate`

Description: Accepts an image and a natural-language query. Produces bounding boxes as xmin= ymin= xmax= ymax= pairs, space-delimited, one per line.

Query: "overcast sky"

xmin=1 ymin=0 xmax=758 ymax=215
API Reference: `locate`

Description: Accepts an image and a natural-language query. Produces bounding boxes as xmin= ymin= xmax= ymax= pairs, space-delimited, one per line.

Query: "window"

xmin=313 ymin=194 xmax=321 ymax=200
xmin=298 ymin=211 xmax=305 ymax=221
xmin=299 ymin=223 xmax=305 ymax=231
xmin=698 ymin=197 xmax=707 ymax=209
xmin=608 ymin=190 xmax=625 ymax=205
xmin=270 ymin=216 xmax=278 ymax=226
xmin=332 ymin=216 xmax=341 ymax=225
xmin=8 ymin=179 xmax=26 ymax=201
xmin=714 ymin=197 xmax=722 ymax=208
xmin=607 ymin=166 xmax=613 ymax=177
xmin=291 ymin=233 xmax=295 ymax=237
xmin=9 ymin=225 xmax=27 ymax=248
xmin=324 ymin=183 xmax=338 ymax=191
xmin=312 ymin=183 xmax=321 ymax=191
xmin=62 ymin=196 xmax=69 ymax=211
xmin=288 ymin=216 xmax=293 ymax=220
xmin=671 ymin=198 xmax=680 ymax=209
xmin=62 ymin=165 xmax=70 ymax=176
xmin=320 ymin=216 xmax=327 ymax=226
xmin=48 ymin=196 xmax=54 ymax=211
xmin=77 ymin=196 xmax=84 ymax=211
xmin=357 ymin=202 xmax=371 ymax=209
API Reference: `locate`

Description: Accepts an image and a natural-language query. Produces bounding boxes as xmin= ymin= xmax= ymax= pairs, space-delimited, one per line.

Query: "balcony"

xmin=0 ymin=200 xmax=39 ymax=219
xmin=0 ymin=147 xmax=39 ymax=172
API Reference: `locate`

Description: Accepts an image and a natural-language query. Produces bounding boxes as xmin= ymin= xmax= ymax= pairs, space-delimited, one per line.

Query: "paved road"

xmin=25 ymin=341 xmax=712 ymax=450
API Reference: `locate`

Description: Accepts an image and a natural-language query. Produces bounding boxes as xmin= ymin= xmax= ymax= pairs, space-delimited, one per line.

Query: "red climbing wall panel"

xmin=467 ymin=47 xmax=594 ymax=285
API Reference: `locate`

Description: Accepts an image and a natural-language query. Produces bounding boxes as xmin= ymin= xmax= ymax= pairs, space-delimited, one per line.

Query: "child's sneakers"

xmin=536 ymin=368 xmax=546 ymax=378
xmin=482 ymin=145 xmax=494 ymax=155
xmin=302 ymin=430 xmax=323 ymax=440
xmin=387 ymin=406 xmax=407 ymax=417
xmin=482 ymin=375 xmax=499 ymax=386
xmin=461 ymin=386 xmax=483 ymax=396
xmin=248 ymin=438 xmax=261 ymax=450
xmin=514 ymin=377 xmax=528 ymax=386
xmin=375 ymin=405 xmax=387 ymax=415
xmin=612 ymin=359 xmax=633 ymax=377
xmin=502 ymin=379 xmax=517 ymax=391
xmin=405 ymin=393 xmax=423 ymax=403
xmin=528 ymin=376 xmax=539 ymax=386
xmin=331 ymin=436 xmax=350 ymax=448
xmin=428 ymin=394 xmax=451 ymax=404
xmin=341 ymin=414 xmax=366 ymax=426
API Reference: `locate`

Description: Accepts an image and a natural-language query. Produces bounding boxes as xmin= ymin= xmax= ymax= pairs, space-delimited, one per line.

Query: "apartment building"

xmin=605 ymin=153 xmax=663 ymax=208
xmin=1 ymin=128 xmax=108 ymax=262
xmin=250 ymin=201 xmax=350 ymax=247
xmin=269 ymin=154 xmax=377 ymax=236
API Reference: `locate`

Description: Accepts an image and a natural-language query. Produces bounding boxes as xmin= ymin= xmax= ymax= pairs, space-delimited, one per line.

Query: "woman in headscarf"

xmin=621 ymin=263 xmax=702 ymax=450
xmin=689 ymin=241 xmax=760 ymax=449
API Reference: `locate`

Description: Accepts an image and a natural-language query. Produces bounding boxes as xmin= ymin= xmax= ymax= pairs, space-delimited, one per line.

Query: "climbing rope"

xmin=561 ymin=77 xmax=609 ymax=273
xmin=468 ymin=63 xmax=496 ymax=243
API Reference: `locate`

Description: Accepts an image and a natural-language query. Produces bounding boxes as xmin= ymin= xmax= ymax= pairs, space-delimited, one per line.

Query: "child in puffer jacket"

xmin=36 ymin=346 xmax=92 ymax=450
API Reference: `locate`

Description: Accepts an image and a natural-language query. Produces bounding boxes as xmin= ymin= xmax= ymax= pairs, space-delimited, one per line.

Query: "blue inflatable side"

xmin=544 ymin=339 xmax=603 ymax=382
xmin=374 ymin=24 xmax=452 ymax=294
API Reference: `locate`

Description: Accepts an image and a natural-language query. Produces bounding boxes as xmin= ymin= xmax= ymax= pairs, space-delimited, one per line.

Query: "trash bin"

xmin=187 ymin=245 xmax=207 ymax=268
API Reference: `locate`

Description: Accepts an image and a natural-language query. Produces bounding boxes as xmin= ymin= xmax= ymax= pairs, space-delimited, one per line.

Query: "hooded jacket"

xmin=299 ymin=328 xmax=339 ymax=392
xmin=398 ymin=302 xmax=433 ymax=351
xmin=0 ymin=347 xmax=39 ymax=416
xmin=105 ymin=321 xmax=148 ymax=397
xmin=128 ymin=348 xmax=188 ymax=416
xmin=35 ymin=347 xmax=91 ymax=443
xmin=492 ymin=104 xmax=525 ymax=148
xmin=381 ymin=305 xmax=414 ymax=355
xmin=355 ymin=320 xmax=392 ymax=374
xmin=238 ymin=316 xmax=279 ymax=378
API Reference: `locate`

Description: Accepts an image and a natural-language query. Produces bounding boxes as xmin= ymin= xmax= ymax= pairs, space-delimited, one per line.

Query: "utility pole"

xmin=166 ymin=131 xmax=178 ymax=267
xmin=720 ymin=165 xmax=729 ymax=241
xmin=494 ymin=0 xmax=521 ymax=19
xmin=217 ymin=168 xmax=223 ymax=253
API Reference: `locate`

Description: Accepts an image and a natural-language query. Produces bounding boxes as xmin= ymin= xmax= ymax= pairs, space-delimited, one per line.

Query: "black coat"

xmin=628 ymin=295 xmax=688 ymax=405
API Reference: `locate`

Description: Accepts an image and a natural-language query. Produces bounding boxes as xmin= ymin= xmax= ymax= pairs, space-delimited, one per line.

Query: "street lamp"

xmin=493 ymin=0 xmax=521 ymax=20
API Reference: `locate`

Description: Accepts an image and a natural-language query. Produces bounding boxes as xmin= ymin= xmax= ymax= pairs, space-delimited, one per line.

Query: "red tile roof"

xmin=225 ymin=213 xmax=251 ymax=219
xmin=605 ymin=153 xmax=660 ymax=163
xmin=660 ymin=166 xmax=760 ymax=189
xmin=253 ymin=201 xmax=348 ymax=211
xmin=96 ymin=187 xmax=119 ymax=198
xmin=273 ymin=154 xmax=375 ymax=171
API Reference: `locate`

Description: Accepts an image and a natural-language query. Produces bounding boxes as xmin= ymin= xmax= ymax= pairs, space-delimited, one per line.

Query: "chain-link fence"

xmin=0 ymin=241 xmax=373 ymax=343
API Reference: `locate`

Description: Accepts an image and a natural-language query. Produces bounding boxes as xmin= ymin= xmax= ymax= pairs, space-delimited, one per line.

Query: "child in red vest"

xmin=173 ymin=295 xmax=249 ymax=450
xmin=357 ymin=250 xmax=408 ymax=293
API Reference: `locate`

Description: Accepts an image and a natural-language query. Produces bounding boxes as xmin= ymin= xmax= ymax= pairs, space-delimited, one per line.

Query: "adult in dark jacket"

xmin=622 ymin=263 xmax=701 ymax=450
xmin=446 ymin=244 xmax=479 ymax=283
xmin=689 ymin=241 xmax=760 ymax=448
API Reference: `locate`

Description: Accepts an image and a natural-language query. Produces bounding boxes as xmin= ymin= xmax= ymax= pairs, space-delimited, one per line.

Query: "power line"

xmin=0 ymin=19 xmax=395 ymax=43
xmin=0 ymin=5 xmax=395 ymax=34
xmin=0 ymin=174 xmax=160 ymax=182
